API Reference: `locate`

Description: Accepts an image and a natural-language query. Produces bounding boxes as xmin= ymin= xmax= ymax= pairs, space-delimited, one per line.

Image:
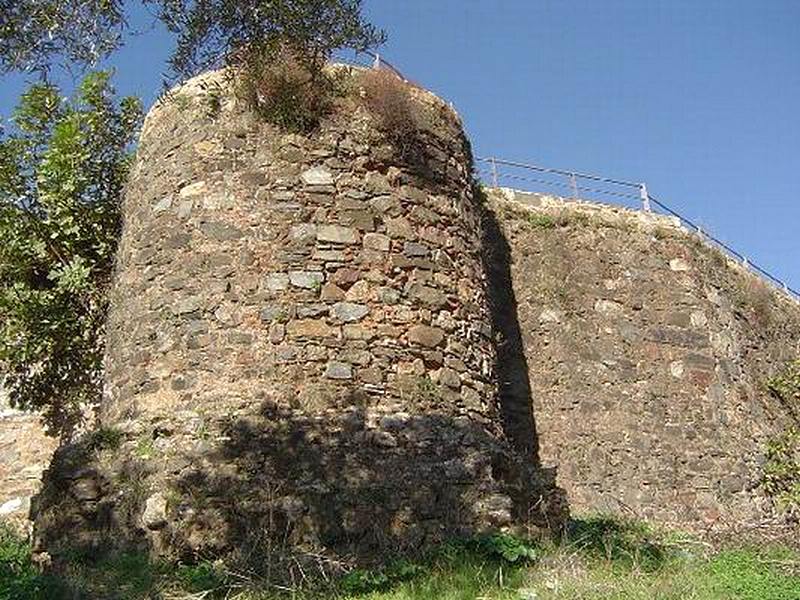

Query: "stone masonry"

xmin=0 ymin=386 xmax=57 ymax=529
xmin=33 ymin=70 xmax=564 ymax=567
xmin=18 ymin=68 xmax=799 ymax=571
xmin=490 ymin=188 xmax=800 ymax=532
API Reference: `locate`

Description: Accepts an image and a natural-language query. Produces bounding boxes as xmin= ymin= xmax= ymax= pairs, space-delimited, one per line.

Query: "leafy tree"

xmin=150 ymin=0 xmax=385 ymax=130
xmin=0 ymin=0 xmax=126 ymax=73
xmin=0 ymin=72 xmax=142 ymax=437
xmin=1 ymin=0 xmax=384 ymax=81
xmin=147 ymin=0 xmax=384 ymax=79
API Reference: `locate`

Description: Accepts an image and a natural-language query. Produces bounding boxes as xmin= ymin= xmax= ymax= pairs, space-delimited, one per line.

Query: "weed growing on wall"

xmin=153 ymin=0 xmax=385 ymax=132
xmin=763 ymin=427 xmax=800 ymax=513
xmin=767 ymin=359 xmax=800 ymax=411
xmin=526 ymin=213 xmax=557 ymax=229
xmin=360 ymin=70 xmax=420 ymax=150
xmin=763 ymin=360 xmax=800 ymax=512
xmin=236 ymin=44 xmax=339 ymax=133
xmin=359 ymin=69 xmax=447 ymax=177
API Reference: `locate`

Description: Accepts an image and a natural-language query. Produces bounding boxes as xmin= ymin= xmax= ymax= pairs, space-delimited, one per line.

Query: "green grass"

xmin=2 ymin=517 xmax=799 ymax=600
xmin=525 ymin=213 xmax=557 ymax=229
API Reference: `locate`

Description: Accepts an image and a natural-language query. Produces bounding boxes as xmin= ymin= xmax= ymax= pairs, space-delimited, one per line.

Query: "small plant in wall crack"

xmin=767 ymin=359 xmax=800 ymax=412
xmin=526 ymin=212 xmax=556 ymax=229
xmin=762 ymin=359 xmax=800 ymax=512
xmin=763 ymin=426 xmax=800 ymax=513
xmin=135 ymin=435 xmax=156 ymax=459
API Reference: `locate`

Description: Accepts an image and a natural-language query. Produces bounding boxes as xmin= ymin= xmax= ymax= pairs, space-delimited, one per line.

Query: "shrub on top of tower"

xmin=152 ymin=0 xmax=386 ymax=130
xmin=152 ymin=0 xmax=384 ymax=79
xmin=2 ymin=1 xmax=385 ymax=131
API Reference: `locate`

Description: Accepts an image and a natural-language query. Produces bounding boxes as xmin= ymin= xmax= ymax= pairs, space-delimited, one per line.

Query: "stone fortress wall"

xmin=0 ymin=386 xmax=57 ymax=528
xmin=489 ymin=187 xmax=800 ymax=531
xmin=32 ymin=69 xmax=563 ymax=564
xmin=3 ymin=69 xmax=798 ymax=554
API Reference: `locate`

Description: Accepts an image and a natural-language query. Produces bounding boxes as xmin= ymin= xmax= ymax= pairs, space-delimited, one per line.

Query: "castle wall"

xmin=21 ymin=69 xmax=799 ymax=567
xmin=33 ymin=71 xmax=562 ymax=565
xmin=0 ymin=388 xmax=56 ymax=528
xmin=491 ymin=188 xmax=800 ymax=531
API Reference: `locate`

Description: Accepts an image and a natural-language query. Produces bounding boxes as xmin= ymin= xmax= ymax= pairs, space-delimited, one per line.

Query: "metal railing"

xmin=332 ymin=49 xmax=409 ymax=82
xmin=476 ymin=156 xmax=799 ymax=302
xmin=476 ymin=156 xmax=648 ymax=210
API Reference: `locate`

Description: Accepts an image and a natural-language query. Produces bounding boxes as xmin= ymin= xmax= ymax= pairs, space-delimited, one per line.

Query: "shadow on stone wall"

xmin=33 ymin=399 xmax=566 ymax=592
xmin=477 ymin=187 xmax=541 ymax=464
xmin=163 ymin=402 xmax=563 ymax=578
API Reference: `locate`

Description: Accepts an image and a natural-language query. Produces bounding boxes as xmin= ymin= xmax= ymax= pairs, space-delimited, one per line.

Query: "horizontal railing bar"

xmin=477 ymin=170 xmax=641 ymax=201
xmin=477 ymin=156 xmax=642 ymax=189
xmin=647 ymin=195 xmax=800 ymax=298
xmin=326 ymin=48 xmax=799 ymax=303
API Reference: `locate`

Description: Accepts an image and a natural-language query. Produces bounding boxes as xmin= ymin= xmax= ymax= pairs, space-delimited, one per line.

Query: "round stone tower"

xmin=34 ymin=68 xmax=564 ymax=568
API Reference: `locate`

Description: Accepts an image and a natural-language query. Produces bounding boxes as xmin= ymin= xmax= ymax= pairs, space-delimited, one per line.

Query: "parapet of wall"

xmin=490 ymin=188 xmax=800 ymax=531
xmin=0 ymin=388 xmax=56 ymax=528
xmin=34 ymin=70 xmax=563 ymax=567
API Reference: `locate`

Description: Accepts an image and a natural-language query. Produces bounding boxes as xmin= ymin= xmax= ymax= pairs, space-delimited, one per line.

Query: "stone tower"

xmin=33 ymin=68 xmax=564 ymax=567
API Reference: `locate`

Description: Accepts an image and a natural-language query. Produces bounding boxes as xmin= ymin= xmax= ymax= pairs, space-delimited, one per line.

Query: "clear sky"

xmin=2 ymin=0 xmax=798 ymax=291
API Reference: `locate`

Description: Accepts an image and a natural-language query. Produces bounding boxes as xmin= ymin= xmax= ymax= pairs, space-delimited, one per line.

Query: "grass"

xmin=526 ymin=213 xmax=556 ymax=229
xmin=2 ymin=516 xmax=799 ymax=599
xmin=89 ymin=426 xmax=124 ymax=452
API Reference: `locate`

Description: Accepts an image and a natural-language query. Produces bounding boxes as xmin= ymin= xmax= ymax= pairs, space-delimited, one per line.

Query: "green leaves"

xmin=766 ymin=359 xmax=800 ymax=409
xmin=0 ymin=72 xmax=141 ymax=437
xmin=471 ymin=533 xmax=539 ymax=564
xmin=146 ymin=0 xmax=385 ymax=80
xmin=0 ymin=0 xmax=127 ymax=74
xmin=764 ymin=427 xmax=800 ymax=512
xmin=763 ymin=360 xmax=800 ymax=512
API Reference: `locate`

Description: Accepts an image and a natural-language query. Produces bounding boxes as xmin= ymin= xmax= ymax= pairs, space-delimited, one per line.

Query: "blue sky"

xmin=2 ymin=0 xmax=798 ymax=291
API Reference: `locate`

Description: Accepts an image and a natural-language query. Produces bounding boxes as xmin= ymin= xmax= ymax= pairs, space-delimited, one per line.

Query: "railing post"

xmin=570 ymin=173 xmax=578 ymax=200
xmin=640 ymin=183 xmax=651 ymax=212
xmin=490 ymin=157 xmax=499 ymax=188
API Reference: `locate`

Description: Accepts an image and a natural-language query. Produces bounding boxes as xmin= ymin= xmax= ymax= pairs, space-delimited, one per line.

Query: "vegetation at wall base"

xmin=3 ymin=516 xmax=799 ymax=599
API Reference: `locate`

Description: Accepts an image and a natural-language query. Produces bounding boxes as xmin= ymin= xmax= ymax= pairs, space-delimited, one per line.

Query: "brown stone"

xmin=386 ymin=217 xmax=416 ymax=240
xmin=287 ymin=319 xmax=334 ymax=338
xmin=330 ymin=268 xmax=361 ymax=288
xmin=407 ymin=325 xmax=445 ymax=348
xmin=363 ymin=232 xmax=391 ymax=252
xmin=342 ymin=324 xmax=376 ymax=341
xmin=408 ymin=284 xmax=447 ymax=308
xmin=320 ymin=283 xmax=346 ymax=301
xmin=317 ymin=225 xmax=359 ymax=245
xmin=358 ymin=366 xmax=383 ymax=385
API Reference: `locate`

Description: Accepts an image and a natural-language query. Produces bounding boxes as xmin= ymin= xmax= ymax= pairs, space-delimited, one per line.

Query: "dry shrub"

xmin=236 ymin=44 xmax=335 ymax=132
xmin=738 ymin=275 xmax=775 ymax=327
xmin=360 ymin=69 xmax=432 ymax=170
